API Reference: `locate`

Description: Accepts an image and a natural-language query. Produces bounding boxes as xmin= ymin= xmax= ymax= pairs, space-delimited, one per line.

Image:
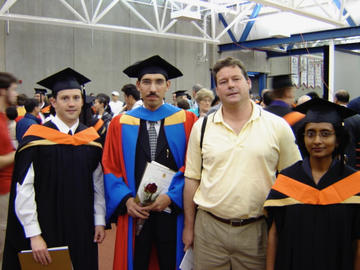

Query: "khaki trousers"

xmin=0 ymin=193 xmax=9 ymax=266
xmin=194 ymin=209 xmax=267 ymax=270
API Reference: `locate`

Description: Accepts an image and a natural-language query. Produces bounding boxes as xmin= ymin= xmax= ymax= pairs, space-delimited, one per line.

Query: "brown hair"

xmin=212 ymin=57 xmax=249 ymax=86
xmin=0 ymin=72 xmax=18 ymax=89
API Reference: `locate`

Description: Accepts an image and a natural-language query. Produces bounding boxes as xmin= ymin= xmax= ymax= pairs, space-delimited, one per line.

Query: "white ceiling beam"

xmin=313 ymin=0 xmax=333 ymax=19
xmin=338 ymin=0 xmax=344 ymax=21
xmin=251 ymin=0 xmax=347 ymax=26
xmin=215 ymin=4 xmax=254 ymax=40
xmin=0 ymin=0 xmax=17 ymax=15
xmin=152 ymin=0 xmax=161 ymax=30
xmin=162 ymin=19 xmax=177 ymax=33
xmin=58 ymin=0 xmax=87 ymax=23
xmin=120 ymin=0 xmax=157 ymax=31
xmin=93 ymin=0 xmax=119 ymax=24
xmin=0 ymin=13 xmax=219 ymax=44
xmin=80 ymin=0 xmax=91 ymax=23
xmin=191 ymin=21 xmax=211 ymax=39
xmin=160 ymin=0 xmax=169 ymax=30
xmin=92 ymin=0 xmax=103 ymax=23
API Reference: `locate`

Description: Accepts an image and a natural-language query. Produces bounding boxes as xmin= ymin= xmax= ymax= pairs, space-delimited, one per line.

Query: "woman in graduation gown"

xmin=265 ymin=98 xmax=360 ymax=270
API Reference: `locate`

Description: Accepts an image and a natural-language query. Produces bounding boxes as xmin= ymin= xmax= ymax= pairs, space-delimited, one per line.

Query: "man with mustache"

xmin=183 ymin=57 xmax=301 ymax=270
xmin=102 ymin=55 xmax=197 ymax=270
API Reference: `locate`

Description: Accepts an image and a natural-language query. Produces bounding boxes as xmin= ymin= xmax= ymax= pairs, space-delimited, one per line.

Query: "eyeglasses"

xmin=304 ymin=130 xmax=335 ymax=139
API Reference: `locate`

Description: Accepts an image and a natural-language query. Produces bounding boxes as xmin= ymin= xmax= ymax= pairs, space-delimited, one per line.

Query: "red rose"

xmin=144 ymin=183 xmax=157 ymax=194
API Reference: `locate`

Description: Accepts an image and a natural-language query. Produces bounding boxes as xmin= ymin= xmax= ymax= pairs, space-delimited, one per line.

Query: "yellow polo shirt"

xmin=185 ymin=101 xmax=301 ymax=220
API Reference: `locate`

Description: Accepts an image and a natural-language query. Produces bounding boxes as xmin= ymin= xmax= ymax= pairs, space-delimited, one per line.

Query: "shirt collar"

xmin=52 ymin=115 xmax=79 ymax=134
xmin=213 ymin=100 xmax=261 ymax=124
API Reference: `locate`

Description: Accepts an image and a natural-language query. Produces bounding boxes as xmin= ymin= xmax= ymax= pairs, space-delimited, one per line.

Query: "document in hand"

xmin=180 ymin=248 xmax=194 ymax=270
xmin=18 ymin=246 xmax=72 ymax=270
xmin=136 ymin=161 xmax=176 ymax=213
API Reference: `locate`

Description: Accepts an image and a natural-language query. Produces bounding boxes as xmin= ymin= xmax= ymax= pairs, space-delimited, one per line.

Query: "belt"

xmin=206 ymin=211 xmax=264 ymax=227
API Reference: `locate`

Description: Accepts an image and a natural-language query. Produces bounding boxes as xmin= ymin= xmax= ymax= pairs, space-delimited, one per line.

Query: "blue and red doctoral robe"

xmin=102 ymin=104 xmax=197 ymax=270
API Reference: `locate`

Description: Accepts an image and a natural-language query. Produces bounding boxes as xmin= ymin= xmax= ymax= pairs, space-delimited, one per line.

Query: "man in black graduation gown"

xmin=2 ymin=68 xmax=106 ymax=270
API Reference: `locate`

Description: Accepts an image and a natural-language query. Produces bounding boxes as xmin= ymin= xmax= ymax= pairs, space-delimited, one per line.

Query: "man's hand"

xmin=126 ymin=197 xmax=150 ymax=219
xmin=94 ymin=225 xmax=105 ymax=244
xmin=182 ymin=225 xmax=194 ymax=251
xmin=30 ymin=235 xmax=52 ymax=265
xmin=143 ymin=194 xmax=171 ymax=212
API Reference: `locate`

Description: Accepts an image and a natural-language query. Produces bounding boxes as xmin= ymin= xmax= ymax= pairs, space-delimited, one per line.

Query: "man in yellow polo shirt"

xmin=183 ymin=56 xmax=301 ymax=270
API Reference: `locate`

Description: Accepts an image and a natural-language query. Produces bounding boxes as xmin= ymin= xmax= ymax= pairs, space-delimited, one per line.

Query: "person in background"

xmin=16 ymin=94 xmax=27 ymax=120
xmin=265 ymin=75 xmax=304 ymax=133
xmin=190 ymin=84 xmax=203 ymax=110
xmin=333 ymin=89 xmax=360 ymax=170
xmin=183 ymin=57 xmax=301 ymax=270
xmin=109 ymin=90 xmax=124 ymax=116
xmin=33 ymin=88 xmax=48 ymax=123
xmin=260 ymin=89 xmax=272 ymax=108
xmin=15 ymin=98 xmax=41 ymax=144
xmin=296 ymin=95 xmax=311 ymax=106
xmin=5 ymin=106 xmax=18 ymax=149
xmin=93 ymin=93 xmax=112 ymax=128
xmin=188 ymin=88 xmax=214 ymax=117
xmin=265 ymin=98 xmax=360 ymax=270
xmin=177 ymin=99 xmax=190 ymax=110
xmin=120 ymin=83 xmax=142 ymax=112
xmin=0 ymin=72 xmax=18 ymax=267
xmin=306 ymin=91 xmax=320 ymax=99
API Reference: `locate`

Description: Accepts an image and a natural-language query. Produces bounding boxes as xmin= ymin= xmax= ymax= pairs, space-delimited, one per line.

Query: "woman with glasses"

xmin=265 ymin=98 xmax=360 ymax=270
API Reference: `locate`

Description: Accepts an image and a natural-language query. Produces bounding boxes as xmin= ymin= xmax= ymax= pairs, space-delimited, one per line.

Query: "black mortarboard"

xmin=37 ymin=67 xmax=91 ymax=94
xmin=294 ymin=98 xmax=357 ymax=125
xmin=271 ymin=74 xmax=293 ymax=90
xmin=123 ymin=55 xmax=183 ymax=80
xmin=34 ymin=88 xmax=47 ymax=95
xmin=174 ymin=90 xmax=187 ymax=98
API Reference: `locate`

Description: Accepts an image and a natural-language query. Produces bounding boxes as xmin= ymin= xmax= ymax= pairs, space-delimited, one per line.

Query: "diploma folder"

xmin=18 ymin=246 xmax=73 ymax=270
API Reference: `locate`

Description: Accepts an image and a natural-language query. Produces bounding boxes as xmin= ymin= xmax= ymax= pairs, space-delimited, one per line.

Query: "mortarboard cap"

xmin=123 ymin=55 xmax=183 ymax=80
xmin=271 ymin=74 xmax=293 ymax=90
xmin=174 ymin=90 xmax=187 ymax=98
xmin=34 ymin=88 xmax=47 ymax=95
xmin=294 ymin=98 xmax=356 ymax=126
xmin=37 ymin=67 xmax=91 ymax=94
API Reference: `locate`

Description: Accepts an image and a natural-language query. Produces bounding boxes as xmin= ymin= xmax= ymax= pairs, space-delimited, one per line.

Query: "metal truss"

xmin=0 ymin=0 xmax=357 ymax=46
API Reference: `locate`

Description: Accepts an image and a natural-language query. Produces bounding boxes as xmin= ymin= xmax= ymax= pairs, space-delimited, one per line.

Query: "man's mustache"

xmin=147 ymin=92 xmax=159 ymax=97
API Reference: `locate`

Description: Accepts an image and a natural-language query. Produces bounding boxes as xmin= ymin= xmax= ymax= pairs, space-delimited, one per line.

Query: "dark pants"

xmin=134 ymin=212 xmax=177 ymax=270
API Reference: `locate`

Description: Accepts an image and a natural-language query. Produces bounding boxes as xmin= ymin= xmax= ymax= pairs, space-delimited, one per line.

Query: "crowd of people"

xmin=0 ymin=55 xmax=360 ymax=270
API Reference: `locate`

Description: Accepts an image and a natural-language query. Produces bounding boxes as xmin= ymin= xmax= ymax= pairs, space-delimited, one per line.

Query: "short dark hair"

xmin=296 ymin=122 xmax=349 ymax=161
xmin=95 ymin=93 xmax=110 ymax=107
xmin=121 ymin=84 xmax=140 ymax=101
xmin=0 ymin=72 xmax=18 ymax=89
xmin=5 ymin=106 xmax=18 ymax=120
xmin=17 ymin=93 xmax=28 ymax=106
xmin=177 ymin=99 xmax=190 ymax=110
xmin=212 ymin=57 xmax=249 ymax=86
xmin=306 ymin=91 xmax=320 ymax=99
xmin=335 ymin=90 xmax=350 ymax=103
xmin=24 ymin=98 xmax=40 ymax=113
xmin=262 ymin=90 xmax=273 ymax=106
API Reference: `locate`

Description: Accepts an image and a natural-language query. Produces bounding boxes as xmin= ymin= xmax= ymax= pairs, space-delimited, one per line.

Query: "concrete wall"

xmin=334 ymin=49 xmax=360 ymax=101
xmin=0 ymin=0 xmax=213 ymax=101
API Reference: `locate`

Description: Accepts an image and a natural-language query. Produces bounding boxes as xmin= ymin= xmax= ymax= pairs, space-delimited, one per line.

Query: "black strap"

xmin=200 ymin=116 xmax=207 ymax=150
xmin=200 ymin=116 xmax=208 ymax=170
